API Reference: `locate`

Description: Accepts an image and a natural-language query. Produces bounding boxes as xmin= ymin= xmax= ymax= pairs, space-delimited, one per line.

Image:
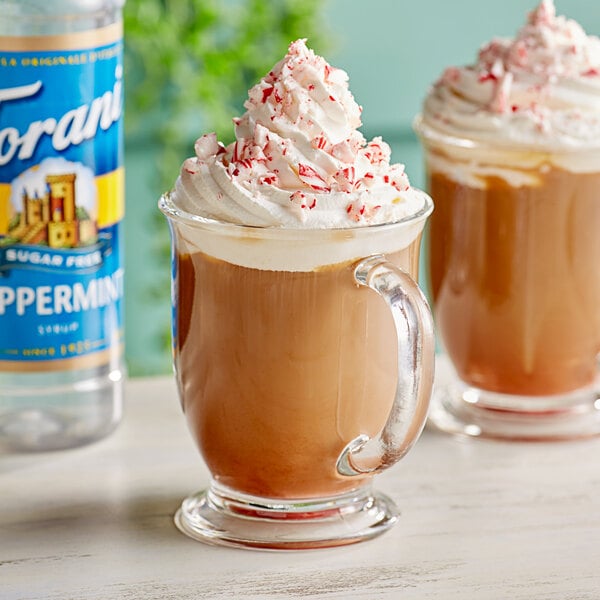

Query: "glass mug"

xmin=415 ymin=117 xmax=600 ymax=441
xmin=159 ymin=191 xmax=435 ymax=550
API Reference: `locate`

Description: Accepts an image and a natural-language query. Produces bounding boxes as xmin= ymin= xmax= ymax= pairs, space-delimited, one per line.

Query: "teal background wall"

xmin=124 ymin=0 xmax=600 ymax=376
xmin=324 ymin=0 xmax=599 ymax=135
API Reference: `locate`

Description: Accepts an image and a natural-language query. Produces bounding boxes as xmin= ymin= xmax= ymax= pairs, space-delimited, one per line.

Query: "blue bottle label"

xmin=0 ymin=25 xmax=124 ymax=371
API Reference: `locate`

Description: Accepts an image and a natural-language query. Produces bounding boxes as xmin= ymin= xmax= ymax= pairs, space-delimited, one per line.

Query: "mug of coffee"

xmin=160 ymin=192 xmax=434 ymax=549
xmin=159 ymin=38 xmax=436 ymax=549
xmin=414 ymin=0 xmax=600 ymax=440
xmin=416 ymin=122 xmax=600 ymax=440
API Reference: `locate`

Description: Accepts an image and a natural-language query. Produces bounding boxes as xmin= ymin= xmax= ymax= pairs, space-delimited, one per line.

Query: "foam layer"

xmin=162 ymin=192 xmax=432 ymax=272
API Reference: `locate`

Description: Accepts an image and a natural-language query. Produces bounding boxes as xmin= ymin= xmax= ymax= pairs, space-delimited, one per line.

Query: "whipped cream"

xmin=173 ymin=39 xmax=428 ymax=228
xmin=422 ymin=0 xmax=600 ymax=151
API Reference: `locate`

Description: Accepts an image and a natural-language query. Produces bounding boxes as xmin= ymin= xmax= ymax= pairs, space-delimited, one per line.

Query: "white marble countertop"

xmin=2 ymin=361 xmax=600 ymax=600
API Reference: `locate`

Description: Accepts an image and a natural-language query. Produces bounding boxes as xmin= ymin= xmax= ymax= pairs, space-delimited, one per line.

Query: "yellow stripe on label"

xmin=0 ymin=183 xmax=11 ymax=235
xmin=1 ymin=168 xmax=123 ymax=234
xmin=96 ymin=167 xmax=125 ymax=228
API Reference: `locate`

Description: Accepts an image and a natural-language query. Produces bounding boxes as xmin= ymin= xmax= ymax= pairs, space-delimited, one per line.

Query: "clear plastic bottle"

xmin=0 ymin=1 xmax=125 ymax=451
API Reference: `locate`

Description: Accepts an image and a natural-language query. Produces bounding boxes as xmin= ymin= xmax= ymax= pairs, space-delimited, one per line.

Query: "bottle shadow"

xmin=0 ymin=490 xmax=199 ymax=552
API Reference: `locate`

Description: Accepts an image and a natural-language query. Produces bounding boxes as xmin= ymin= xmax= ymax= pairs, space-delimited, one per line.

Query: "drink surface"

xmin=0 ymin=0 xmax=124 ymax=451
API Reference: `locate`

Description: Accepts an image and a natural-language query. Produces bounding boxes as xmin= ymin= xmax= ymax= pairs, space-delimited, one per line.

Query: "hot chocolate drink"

xmin=161 ymin=39 xmax=434 ymax=547
xmin=416 ymin=0 xmax=600 ymax=439
xmin=428 ymin=160 xmax=600 ymax=397
xmin=175 ymin=244 xmax=420 ymax=499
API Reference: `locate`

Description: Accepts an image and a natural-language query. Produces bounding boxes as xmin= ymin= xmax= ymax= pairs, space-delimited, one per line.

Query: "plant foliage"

xmin=124 ymin=0 xmax=329 ymax=184
xmin=122 ymin=0 xmax=329 ymax=369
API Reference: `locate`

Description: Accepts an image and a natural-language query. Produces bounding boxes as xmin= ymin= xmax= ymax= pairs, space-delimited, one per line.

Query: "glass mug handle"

xmin=336 ymin=254 xmax=435 ymax=477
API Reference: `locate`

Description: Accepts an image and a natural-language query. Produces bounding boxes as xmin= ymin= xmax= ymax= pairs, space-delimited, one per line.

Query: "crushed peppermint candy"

xmin=472 ymin=0 xmax=600 ymax=115
xmin=179 ymin=38 xmax=426 ymax=227
xmin=297 ymin=163 xmax=330 ymax=191
xmin=424 ymin=0 xmax=600 ymax=150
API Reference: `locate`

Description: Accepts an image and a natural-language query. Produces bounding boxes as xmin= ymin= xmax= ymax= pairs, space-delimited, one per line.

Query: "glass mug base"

xmin=174 ymin=481 xmax=399 ymax=551
xmin=428 ymin=380 xmax=600 ymax=441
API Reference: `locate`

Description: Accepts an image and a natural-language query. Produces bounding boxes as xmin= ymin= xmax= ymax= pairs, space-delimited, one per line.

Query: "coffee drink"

xmin=162 ymin=38 xmax=434 ymax=548
xmin=416 ymin=1 xmax=600 ymax=438
xmin=428 ymin=162 xmax=600 ymax=397
xmin=175 ymin=244 xmax=420 ymax=499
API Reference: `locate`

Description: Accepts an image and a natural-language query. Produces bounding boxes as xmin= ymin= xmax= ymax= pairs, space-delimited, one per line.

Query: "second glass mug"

xmin=159 ymin=192 xmax=435 ymax=550
xmin=415 ymin=117 xmax=600 ymax=441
